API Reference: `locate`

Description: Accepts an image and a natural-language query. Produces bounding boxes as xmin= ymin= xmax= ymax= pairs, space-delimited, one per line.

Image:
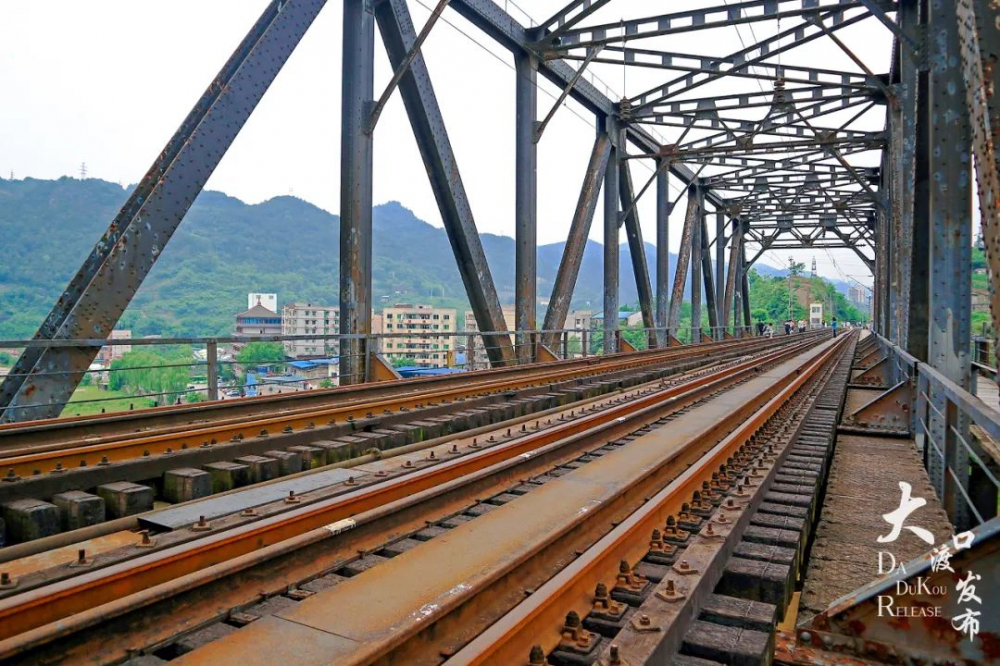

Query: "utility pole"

xmin=79 ymin=162 xmax=88 ymax=179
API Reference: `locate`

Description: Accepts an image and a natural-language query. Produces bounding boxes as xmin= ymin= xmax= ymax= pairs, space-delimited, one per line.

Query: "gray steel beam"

xmin=340 ymin=0 xmax=375 ymax=387
xmin=604 ymin=135 xmax=621 ymax=354
xmin=701 ymin=214 xmax=720 ymax=336
xmin=691 ymin=186 xmax=704 ymax=341
xmin=515 ymin=52 xmax=538 ymax=362
xmin=907 ymin=67 xmax=931 ymax=359
xmin=542 ymin=132 xmax=612 ymax=346
xmin=927 ymin=0 xmax=973 ymax=527
xmin=667 ymin=191 xmax=698 ymax=330
xmin=741 ymin=245 xmax=753 ymax=329
xmin=0 ymin=0 xmax=328 ymax=422
xmin=376 ymin=0 xmax=514 ymax=367
xmin=715 ymin=213 xmax=726 ymax=326
xmin=619 ymin=159 xmax=656 ymax=339
xmin=723 ymin=225 xmax=742 ymax=329
xmin=656 ymin=164 xmax=670 ymax=343
xmin=447 ymin=0 xmax=727 ymax=211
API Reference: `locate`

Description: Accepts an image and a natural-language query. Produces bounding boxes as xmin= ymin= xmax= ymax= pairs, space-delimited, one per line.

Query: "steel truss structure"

xmin=2 ymin=0 xmax=999 ymax=423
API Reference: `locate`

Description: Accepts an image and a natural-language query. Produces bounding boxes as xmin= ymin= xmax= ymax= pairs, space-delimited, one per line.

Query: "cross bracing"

xmin=1 ymin=0 xmax=998 ymax=432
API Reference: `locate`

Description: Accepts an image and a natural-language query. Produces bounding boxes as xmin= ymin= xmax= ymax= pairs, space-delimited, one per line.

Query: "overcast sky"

xmin=1 ymin=0 xmax=901 ymax=289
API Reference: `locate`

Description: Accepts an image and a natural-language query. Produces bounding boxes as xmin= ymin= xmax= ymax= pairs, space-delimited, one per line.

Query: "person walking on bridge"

xmin=831 ymin=317 xmax=838 ymax=337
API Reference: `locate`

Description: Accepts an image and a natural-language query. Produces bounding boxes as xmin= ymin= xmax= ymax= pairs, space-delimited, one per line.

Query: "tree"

xmin=389 ymin=355 xmax=418 ymax=368
xmin=109 ymin=347 xmax=192 ymax=405
xmin=236 ymin=342 xmax=285 ymax=365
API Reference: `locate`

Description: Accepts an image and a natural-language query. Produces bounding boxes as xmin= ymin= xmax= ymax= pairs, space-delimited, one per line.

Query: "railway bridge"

xmin=0 ymin=1 xmax=999 ymax=664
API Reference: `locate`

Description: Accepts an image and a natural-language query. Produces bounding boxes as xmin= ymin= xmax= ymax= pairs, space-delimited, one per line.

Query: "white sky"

xmin=0 ymin=0 xmax=900 ymax=289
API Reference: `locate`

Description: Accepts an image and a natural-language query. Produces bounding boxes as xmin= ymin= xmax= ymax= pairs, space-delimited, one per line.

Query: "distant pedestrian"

xmin=756 ymin=320 xmax=766 ymax=336
xmin=797 ymin=319 xmax=806 ymax=333
xmin=831 ymin=317 xmax=838 ymax=337
xmin=784 ymin=320 xmax=792 ymax=335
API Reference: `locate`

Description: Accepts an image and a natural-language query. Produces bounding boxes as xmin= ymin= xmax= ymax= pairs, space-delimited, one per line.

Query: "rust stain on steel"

xmin=170 ymin=339 xmax=838 ymax=666
xmin=2 ymin=531 xmax=137 ymax=579
xmin=0 ymin=345 xmax=800 ymax=643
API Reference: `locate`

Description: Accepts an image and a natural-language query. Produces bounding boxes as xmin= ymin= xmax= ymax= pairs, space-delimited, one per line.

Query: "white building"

xmin=281 ymin=303 xmax=340 ymax=358
xmin=809 ymin=302 xmax=824 ymax=328
xmin=248 ymin=293 xmax=278 ymax=312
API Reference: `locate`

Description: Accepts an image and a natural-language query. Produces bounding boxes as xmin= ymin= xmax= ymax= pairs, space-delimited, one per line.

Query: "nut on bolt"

xmin=192 ymin=515 xmax=212 ymax=532
xmin=528 ymin=645 xmax=546 ymax=665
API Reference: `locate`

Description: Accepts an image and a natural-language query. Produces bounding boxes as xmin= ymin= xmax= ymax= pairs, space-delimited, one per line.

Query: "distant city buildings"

xmin=593 ymin=310 xmax=644 ymax=328
xmin=846 ymin=285 xmax=872 ymax=315
xmin=464 ymin=307 xmax=517 ymax=369
xmin=383 ymin=304 xmax=457 ymax=368
xmin=282 ymin=302 xmax=340 ymax=358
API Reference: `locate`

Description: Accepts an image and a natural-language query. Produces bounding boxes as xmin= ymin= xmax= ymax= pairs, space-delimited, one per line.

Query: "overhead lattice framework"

xmin=2 ymin=0 xmax=998 ymax=425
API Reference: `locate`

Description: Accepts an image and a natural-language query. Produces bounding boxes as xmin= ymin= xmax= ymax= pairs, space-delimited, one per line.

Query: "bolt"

xmin=140 ymin=531 xmax=152 ymax=545
xmin=99 ymin=456 xmax=109 ymax=465
xmin=79 ymin=460 xmax=86 ymax=467
xmin=678 ymin=559 xmax=690 ymax=571
xmin=528 ymin=645 xmax=546 ymax=665
xmin=54 ymin=462 xmax=63 ymax=472
xmin=429 ymin=451 xmax=436 ymax=460
xmin=77 ymin=549 xmax=87 ymax=564
xmin=0 ymin=573 xmax=11 ymax=586
xmin=345 ymin=476 xmax=356 ymax=485
xmin=609 ymin=645 xmax=622 ymax=665
xmin=665 ymin=579 xmax=676 ymax=594
xmin=565 ymin=610 xmax=581 ymax=628
xmin=594 ymin=582 xmax=609 ymax=601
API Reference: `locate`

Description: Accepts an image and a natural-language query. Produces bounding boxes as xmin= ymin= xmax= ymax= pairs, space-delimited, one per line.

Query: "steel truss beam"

xmin=542 ymin=0 xmax=867 ymax=49
xmin=0 ymin=0 xmax=328 ymax=422
xmin=376 ymin=0 xmax=514 ymax=367
xmin=542 ymin=132 xmax=612 ymax=346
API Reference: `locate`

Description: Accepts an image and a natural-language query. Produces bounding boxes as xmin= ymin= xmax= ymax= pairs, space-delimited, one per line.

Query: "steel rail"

xmin=166 ymin=337 xmax=842 ymax=666
xmin=0 ymin=337 xmax=823 ymax=651
xmin=446 ymin=334 xmax=851 ymax=665
xmin=0 ymin=336 xmax=817 ymax=477
xmin=0 ymin=344 xmax=795 ymax=665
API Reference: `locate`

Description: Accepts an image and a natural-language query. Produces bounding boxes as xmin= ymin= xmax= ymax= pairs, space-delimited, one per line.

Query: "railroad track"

xmin=0 ymin=334 xmax=833 ymax=665
xmin=0 ymin=333 xmax=822 ymax=546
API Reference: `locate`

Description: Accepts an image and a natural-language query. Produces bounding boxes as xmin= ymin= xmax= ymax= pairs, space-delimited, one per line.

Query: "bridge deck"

xmin=797 ymin=396 xmax=953 ymax=624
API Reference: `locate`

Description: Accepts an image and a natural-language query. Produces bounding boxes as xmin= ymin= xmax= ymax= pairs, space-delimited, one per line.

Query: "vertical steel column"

xmin=515 ymin=52 xmax=538 ymax=363
xmin=895 ymin=0 xmax=920 ymax=349
xmin=958 ymin=0 xmax=1000 ymax=384
xmin=604 ymin=125 xmax=620 ymax=354
xmin=927 ymin=0 xmax=973 ymax=528
xmin=691 ymin=185 xmax=704 ymax=342
xmin=619 ymin=159 xmax=656 ymax=341
xmin=340 ymin=0 xmax=375 ymax=386
xmin=700 ymin=214 xmax=719 ymax=338
xmin=723 ymin=223 xmax=741 ymax=330
xmin=741 ymin=243 xmax=752 ymax=330
xmin=655 ymin=164 xmax=670 ymax=345
xmin=715 ymin=212 xmax=726 ymax=331
xmin=542 ymin=132 xmax=611 ymax=346
xmin=206 ymin=340 xmax=219 ymax=402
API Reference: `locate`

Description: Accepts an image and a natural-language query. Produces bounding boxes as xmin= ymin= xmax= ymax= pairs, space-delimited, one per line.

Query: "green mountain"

xmin=0 ymin=177 xmax=671 ymax=339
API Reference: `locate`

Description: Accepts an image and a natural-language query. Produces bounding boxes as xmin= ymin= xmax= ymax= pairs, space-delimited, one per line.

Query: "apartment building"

xmin=463 ymin=307 xmax=517 ymax=369
xmin=281 ymin=302 xmax=340 ymax=358
xmin=383 ymin=304 xmax=457 ymax=368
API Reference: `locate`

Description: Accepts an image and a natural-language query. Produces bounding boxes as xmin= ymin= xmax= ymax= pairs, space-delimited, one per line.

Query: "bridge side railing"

xmin=0 ymin=324 xmax=778 ymax=420
xmin=871 ymin=334 xmax=1000 ymax=530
